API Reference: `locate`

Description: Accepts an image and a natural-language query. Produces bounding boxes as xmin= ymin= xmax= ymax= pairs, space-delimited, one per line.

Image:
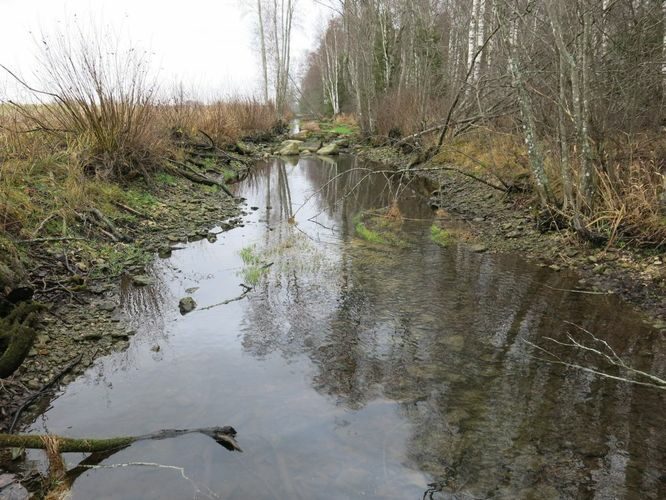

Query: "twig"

xmin=19 ymin=237 xmax=86 ymax=243
xmin=541 ymin=284 xmax=611 ymax=295
xmin=74 ymin=462 xmax=221 ymax=500
xmin=112 ymin=201 xmax=154 ymax=220
xmin=522 ymin=333 xmax=666 ymax=390
xmin=0 ymin=426 xmax=241 ymax=453
xmin=198 ymin=286 xmax=253 ymax=311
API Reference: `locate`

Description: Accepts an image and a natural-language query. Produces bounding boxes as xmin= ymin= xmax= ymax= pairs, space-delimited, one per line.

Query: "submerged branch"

xmin=523 ymin=325 xmax=666 ymax=390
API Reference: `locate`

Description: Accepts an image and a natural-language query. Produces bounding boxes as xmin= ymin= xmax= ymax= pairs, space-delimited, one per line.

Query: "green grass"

xmin=89 ymin=242 xmax=151 ymax=278
xmin=430 ymin=225 xmax=452 ymax=247
xmin=155 ymin=172 xmax=178 ymax=186
xmin=355 ymin=221 xmax=388 ymax=244
xmin=239 ymin=245 xmax=268 ymax=285
xmin=123 ymin=189 xmax=158 ymax=209
xmin=352 ymin=212 xmax=409 ymax=247
xmin=320 ymin=122 xmax=356 ymax=135
xmin=222 ymin=168 xmax=237 ymax=183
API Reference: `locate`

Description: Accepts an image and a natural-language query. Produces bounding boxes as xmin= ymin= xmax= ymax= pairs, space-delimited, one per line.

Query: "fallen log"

xmin=0 ymin=426 xmax=242 ymax=453
xmin=166 ymin=159 xmax=235 ymax=198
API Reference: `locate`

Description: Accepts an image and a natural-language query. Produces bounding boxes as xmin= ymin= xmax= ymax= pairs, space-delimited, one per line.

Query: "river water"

xmin=28 ymin=156 xmax=665 ymax=499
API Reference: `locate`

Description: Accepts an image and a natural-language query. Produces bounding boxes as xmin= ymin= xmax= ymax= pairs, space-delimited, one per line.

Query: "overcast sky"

xmin=0 ymin=0 xmax=329 ymax=100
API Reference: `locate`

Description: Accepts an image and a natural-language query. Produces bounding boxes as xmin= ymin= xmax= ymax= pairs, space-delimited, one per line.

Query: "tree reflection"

xmin=237 ymin=156 xmax=665 ymax=499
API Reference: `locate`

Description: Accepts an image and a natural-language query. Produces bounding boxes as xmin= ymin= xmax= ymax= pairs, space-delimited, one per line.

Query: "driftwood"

xmin=75 ymin=209 xmax=130 ymax=243
xmin=0 ymin=426 xmax=242 ymax=453
xmin=166 ymin=159 xmax=235 ymax=198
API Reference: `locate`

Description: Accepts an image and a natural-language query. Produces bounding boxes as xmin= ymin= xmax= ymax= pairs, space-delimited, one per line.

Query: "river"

xmin=27 ymin=155 xmax=665 ymax=499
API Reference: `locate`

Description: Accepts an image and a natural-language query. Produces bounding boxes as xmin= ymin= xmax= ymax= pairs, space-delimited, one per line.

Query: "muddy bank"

xmin=0 ymin=153 xmax=260 ymax=435
xmin=356 ymin=145 xmax=666 ymax=328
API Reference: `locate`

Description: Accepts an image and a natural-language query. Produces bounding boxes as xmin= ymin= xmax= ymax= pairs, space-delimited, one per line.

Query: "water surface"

xmin=30 ymin=156 xmax=665 ymax=499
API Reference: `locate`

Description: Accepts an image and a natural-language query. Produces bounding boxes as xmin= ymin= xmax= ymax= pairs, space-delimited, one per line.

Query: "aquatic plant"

xmin=238 ymin=245 xmax=269 ymax=285
xmin=355 ymin=221 xmax=388 ymax=244
xmin=430 ymin=225 xmax=453 ymax=247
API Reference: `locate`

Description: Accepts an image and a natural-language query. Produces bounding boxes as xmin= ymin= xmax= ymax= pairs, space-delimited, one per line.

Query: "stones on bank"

xmin=276 ymin=139 xmax=341 ymax=157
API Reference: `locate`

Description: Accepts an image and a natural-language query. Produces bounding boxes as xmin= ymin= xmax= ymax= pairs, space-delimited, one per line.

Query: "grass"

xmin=352 ymin=211 xmax=409 ymax=247
xmin=320 ymin=122 xmax=356 ymax=135
xmin=355 ymin=221 xmax=388 ymax=244
xmin=155 ymin=172 xmax=178 ymax=186
xmin=430 ymin=225 xmax=453 ymax=247
xmin=88 ymin=242 xmax=152 ymax=278
xmin=238 ymin=245 xmax=269 ymax=286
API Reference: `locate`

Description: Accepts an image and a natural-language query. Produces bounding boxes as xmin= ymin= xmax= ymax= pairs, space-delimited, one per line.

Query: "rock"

xmin=505 ymin=230 xmax=522 ymax=239
xmin=97 ymin=300 xmax=117 ymax=313
xmin=317 ymin=143 xmax=340 ymax=156
xmin=82 ymin=332 xmax=103 ymax=341
xmin=157 ymin=246 xmax=171 ymax=260
xmin=110 ymin=331 xmax=129 ymax=340
xmin=150 ymin=344 xmax=161 ymax=352
xmin=179 ymin=297 xmax=197 ymax=315
xmin=88 ymin=284 xmax=106 ymax=294
xmin=472 ymin=217 xmax=485 ymax=223
xmin=277 ymin=140 xmax=302 ymax=156
xmin=289 ymin=131 xmax=309 ymax=141
xmin=132 ymin=275 xmax=155 ymax=287
xmin=299 ymin=139 xmax=323 ymax=152
xmin=470 ymin=244 xmax=488 ymax=253
xmin=206 ymin=233 xmax=217 ymax=243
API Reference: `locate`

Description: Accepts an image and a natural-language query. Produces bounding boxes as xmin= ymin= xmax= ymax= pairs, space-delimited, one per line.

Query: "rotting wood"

xmin=166 ymin=159 xmax=235 ymax=197
xmin=0 ymin=426 xmax=242 ymax=453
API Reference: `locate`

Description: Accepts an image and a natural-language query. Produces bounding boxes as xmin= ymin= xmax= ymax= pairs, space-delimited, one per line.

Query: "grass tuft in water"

xmin=430 ymin=225 xmax=453 ymax=247
xmin=355 ymin=221 xmax=388 ymax=244
xmin=239 ymin=245 xmax=268 ymax=285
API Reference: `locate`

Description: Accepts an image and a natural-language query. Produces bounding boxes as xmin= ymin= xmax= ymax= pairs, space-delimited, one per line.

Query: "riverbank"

xmin=0 ymin=142 xmax=267 ymax=435
xmin=356 ymin=144 xmax=666 ymax=329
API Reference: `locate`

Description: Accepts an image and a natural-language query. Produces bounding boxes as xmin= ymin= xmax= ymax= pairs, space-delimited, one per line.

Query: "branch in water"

xmin=0 ymin=426 xmax=242 ymax=453
xmin=523 ymin=324 xmax=665 ymax=390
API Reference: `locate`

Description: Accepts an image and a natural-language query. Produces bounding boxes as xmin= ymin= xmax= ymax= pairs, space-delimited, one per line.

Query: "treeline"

xmin=301 ymin=0 xmax=666 ymax=246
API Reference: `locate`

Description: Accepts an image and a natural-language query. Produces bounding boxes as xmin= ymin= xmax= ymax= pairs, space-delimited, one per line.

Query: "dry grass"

xmin=157 ymin=95 xmax=276 ymax=145
xmin=2 ymin=28 xmax=165 ymax=179
xmin=593 ymin=161 xmax=666 ymax=248
xmin=0 ymin=29 xmax=277 ymax=244
xmin=433 ymin=129 xmax=530 ymax=185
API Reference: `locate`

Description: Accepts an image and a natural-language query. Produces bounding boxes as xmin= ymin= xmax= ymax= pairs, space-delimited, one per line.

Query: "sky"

xmin=0 ymin=0 xmax=329 ymax=100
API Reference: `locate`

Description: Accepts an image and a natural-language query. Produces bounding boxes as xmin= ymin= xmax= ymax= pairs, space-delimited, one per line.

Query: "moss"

xmin=0 ymin=302 xmax=43 ymax=378
xmin=430 ymin=225 xmax=453 ymax=247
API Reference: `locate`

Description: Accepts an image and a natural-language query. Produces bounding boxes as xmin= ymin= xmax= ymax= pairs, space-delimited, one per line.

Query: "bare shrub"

xmin=2 ymin=26 xmax=163 ymax=179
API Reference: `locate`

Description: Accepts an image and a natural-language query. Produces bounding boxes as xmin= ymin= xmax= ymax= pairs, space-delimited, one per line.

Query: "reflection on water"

xmin=29 ymin=156 xmax=665 ymax=499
